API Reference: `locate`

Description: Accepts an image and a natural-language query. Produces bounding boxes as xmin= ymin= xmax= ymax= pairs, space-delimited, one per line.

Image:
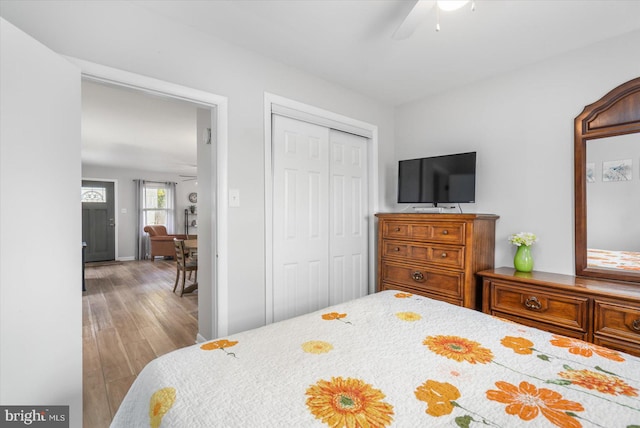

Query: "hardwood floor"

xmin=82 ymin=260 xmax=198 ymax=427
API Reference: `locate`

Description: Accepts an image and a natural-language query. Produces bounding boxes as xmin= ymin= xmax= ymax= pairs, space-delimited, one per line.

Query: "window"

xmin=142 ymin=182 xmax=173 ymax=227
xmin=81 ymin=186 xmax=106 ymax=203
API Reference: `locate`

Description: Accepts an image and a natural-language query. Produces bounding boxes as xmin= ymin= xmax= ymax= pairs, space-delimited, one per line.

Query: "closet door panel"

xmin=329 ymin=130 xmax=369 ymax=305
xmin=272 ymin=115 xmax=330 ymax=322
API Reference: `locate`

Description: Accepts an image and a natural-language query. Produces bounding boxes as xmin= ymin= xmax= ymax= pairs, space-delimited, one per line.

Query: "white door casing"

xmin=271 ymin=115 xmax=369 ymax=322
xmin=65 ymin=58 xmax=230 ymax=340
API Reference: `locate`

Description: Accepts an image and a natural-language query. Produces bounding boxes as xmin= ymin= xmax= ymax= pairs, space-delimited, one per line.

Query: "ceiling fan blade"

xmin=392 ymin=0 xmax=436 ymax=40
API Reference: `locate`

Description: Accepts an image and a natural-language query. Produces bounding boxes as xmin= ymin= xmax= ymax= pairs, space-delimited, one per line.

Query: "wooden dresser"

xmin=376 ymin=213 xmax=498 ymax=309
xmin=479 ymin=267 xmax=640 ymax=357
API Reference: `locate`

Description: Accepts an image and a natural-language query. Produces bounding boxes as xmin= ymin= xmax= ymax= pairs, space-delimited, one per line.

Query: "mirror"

xmin=575 ymin=77 xmax=640 ymax=283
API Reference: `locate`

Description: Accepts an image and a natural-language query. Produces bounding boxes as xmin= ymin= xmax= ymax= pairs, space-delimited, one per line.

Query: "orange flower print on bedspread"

xmin=394 ymin=292 xmax=413 ymax=298
xmin=500 ymin=336 xmax=534 ymax=355
xmin=322 ymin=312 xmax=353 ymax=325
xmin=486 ymin=380 xmax=584 ymax=428
xmin=149 ymin=387 xmax=176 ymax=428
xmin=414 ymin=380 xmax=460 ymax=417
xmin=423 ymin=335 xmax=493 ymax=364
xmin=322 ymin=312 xmax=347 ymax=320
xmin=558 ymin=369 xmax=638 ymax=397
xmin=306 ymin=377 xmax=394 ymax=428
xmin=200 ymin=339 xmax=238 ymax=357
xmin=550 ymin=335 xmax=625 ymax=362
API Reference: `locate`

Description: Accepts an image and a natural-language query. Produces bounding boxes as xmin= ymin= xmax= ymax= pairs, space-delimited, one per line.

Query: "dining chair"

xmin=173 ymin=239 xmax=198 ymax=296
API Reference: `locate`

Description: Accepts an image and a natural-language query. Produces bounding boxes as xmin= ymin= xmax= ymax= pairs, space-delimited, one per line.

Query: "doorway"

xmin=82 ymin=179 xmax=116 ymax=262
xmin=74 ymin=58 xmax=230 ymax=340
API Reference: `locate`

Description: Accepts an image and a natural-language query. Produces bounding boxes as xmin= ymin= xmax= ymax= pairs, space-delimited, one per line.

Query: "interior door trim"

xmin=69 ymin=56 xmax=229 ymax=339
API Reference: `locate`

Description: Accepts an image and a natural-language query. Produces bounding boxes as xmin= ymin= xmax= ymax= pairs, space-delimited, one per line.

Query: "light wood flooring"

xmin=82 ymin=260 xmax=198 ymax=428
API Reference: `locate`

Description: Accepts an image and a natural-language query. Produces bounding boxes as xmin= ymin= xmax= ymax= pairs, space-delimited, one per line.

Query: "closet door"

xmin=272 ymin=115 xmax=369 ymax=322
xmin=272 ymin=115 xmax=330 ymax=322
xmin=329 ymin=130 xmax=369 ymax=304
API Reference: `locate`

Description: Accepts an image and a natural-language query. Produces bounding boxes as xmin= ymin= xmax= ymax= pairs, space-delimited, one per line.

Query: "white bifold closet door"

xmin=272 ymin=115 xmax=368 ymax=322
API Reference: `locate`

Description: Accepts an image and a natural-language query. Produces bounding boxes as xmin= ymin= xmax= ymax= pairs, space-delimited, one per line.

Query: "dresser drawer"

xmin=381 ymin=240 xmax=464 ymax=269
xmin=493 ymin=312 xmax=588 ymax=341
xmin=594 ymin=300 xmax=640 ymax=345
xmin=490 ymin=282 xmax=589 ymax=332
xmin=382 ymin=221 xmax=465 ymax=245
xmin=380 ymin=260 xmax=463 ymax=300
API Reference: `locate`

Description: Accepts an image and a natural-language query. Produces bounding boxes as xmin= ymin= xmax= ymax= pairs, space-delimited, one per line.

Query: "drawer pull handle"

xmin=412 ymin=271 xmax=425 ymax=282
xmin=441 ymin=252 xmax=447 ymax=258
xmin=442 ymin=230 xmax=449 ymax=235
xmin=524 ymin=296 xmax=542 ymax=311
xmin=632 ymin=319 xmax=640 ymax=332
xmin=395 ymin=247 xmax=401 ymax=252
xmin=395 ymin=227 xmax=401 ymax=232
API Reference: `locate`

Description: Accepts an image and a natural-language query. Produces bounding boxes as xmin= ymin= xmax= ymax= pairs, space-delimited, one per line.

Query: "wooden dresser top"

xmin=375 ymin=213 xmax=499 ymax=221
xmin=479 ymin=267 xmax=640 ymax=300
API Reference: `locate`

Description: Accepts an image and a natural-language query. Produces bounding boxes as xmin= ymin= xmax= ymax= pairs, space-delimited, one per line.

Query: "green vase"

xmin=514 ymin=245 xmax=533 ymax=272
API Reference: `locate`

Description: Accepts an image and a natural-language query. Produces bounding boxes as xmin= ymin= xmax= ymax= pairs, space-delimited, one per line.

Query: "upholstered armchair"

xmin=143 ymin=225 xmax=189 ymax=261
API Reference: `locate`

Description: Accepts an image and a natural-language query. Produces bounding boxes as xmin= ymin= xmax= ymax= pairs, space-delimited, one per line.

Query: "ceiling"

xmin=81 ymin=80 xmax=199 ymax=176
xmin=133 ymin=0 xmax=640 ymax=104
xmin=5 ymin=0 xmax=640 ymax=174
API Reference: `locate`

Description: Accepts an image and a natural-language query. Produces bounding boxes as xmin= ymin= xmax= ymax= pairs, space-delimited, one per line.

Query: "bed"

xmin=111 ymin=290 xmax=640 ymax=427
xmin=588 ymin=248 xmax=640 ymax=272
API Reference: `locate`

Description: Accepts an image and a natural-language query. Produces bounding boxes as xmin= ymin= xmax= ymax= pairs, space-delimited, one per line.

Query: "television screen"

xmin=397 ymin=152 xmax=476 ymax=204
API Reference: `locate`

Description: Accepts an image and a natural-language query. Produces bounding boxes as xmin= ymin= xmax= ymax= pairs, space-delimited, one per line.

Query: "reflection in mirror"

xmin=586 ymin=134 xmax=640 ymax=272
xmin=574 ymin=76 xmax=640 ymax=283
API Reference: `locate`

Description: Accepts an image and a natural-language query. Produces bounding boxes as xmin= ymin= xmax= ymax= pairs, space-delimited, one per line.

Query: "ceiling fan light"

xmin=437 ymin=0 xmax=469 ymax=12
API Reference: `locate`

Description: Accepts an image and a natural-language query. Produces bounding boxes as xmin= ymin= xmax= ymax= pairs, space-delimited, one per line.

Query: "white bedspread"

xmin=111 ymin=290 xmax=640 ymax=427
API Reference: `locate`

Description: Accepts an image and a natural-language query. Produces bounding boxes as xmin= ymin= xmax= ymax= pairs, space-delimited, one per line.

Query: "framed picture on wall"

xmin=602 ymin=159 xmax=632 ymax=182
xmin=586 ymin=163 xmax=595 ymax=183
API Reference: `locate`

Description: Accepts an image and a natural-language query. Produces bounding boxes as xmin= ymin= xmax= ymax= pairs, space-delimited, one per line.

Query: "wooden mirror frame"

xmin=575 ymin=76 xmax=640 ymax=283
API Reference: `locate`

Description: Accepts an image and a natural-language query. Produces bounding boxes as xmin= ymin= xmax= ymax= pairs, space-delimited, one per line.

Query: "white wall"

xmin=82 ymin=164 xmax=199 ymax=259
xmin=1 ymin=18 xmax=82 ymax=427
xmin=395 ymin=30 xmax=640 ymax=274
xmin=0 ymin=2 xmax=396 ymax=334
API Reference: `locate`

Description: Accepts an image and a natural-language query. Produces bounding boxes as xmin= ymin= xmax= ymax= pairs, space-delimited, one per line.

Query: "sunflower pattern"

xmin=110 ymin=291 xmax=640 ymax=428
xmin=306 ymin=377 xmax=394 ymax=427
xmin=423 ymin=335 xmax=494 ymax=364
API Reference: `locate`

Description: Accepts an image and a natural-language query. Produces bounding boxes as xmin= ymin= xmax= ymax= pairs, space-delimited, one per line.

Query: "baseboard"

xmin=196 ymin=333 xmax=208 ymax=344
xmin=117 ymin=256 xmax=135 ymax=261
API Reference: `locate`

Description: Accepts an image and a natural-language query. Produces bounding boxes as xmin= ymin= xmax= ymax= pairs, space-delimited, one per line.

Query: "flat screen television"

xmin=397 ymin=151 xmax=476 ymax=205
